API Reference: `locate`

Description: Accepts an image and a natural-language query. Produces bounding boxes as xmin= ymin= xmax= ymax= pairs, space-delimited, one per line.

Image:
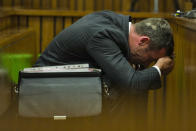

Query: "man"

xmin=34 ymin=11 xmax=174 ymax=89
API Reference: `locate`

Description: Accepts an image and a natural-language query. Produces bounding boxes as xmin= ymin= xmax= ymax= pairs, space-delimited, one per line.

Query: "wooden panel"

xmin=158 ymin=0 xmax=186 ymax=12
xmin=19 ymin=16 xmax=28 ymax=27
xmin=138 ymin=0 xmax=151 ymax=12
xmin=63 ymin=17 xmax=72 ymax=28
xmin=148 ymin=87 xmax=167 ymax=130
xmin=66 ymin=0 xmax=70 ymax=10
xmin=104 ymin=0 xmax=113 ymax=10
xmin=13 ymin=8 xmax=90 ymax=17
xmin=179 ymin=0 xmax=186 ymax=11
xmin=166 ymin=0 xmax=175 ymax=12
xmin=0 ymin=0 xmax=189 ymax=12
xmin=14 ymin=0 xmax=22 ymax=8
xmin=122 ymin=0 xmax=131 ymax=11
xmin=29 ymin=16 xmax=40 ymax=55
xmin=32 ymin=0 xmax=40 ymax=9
xmin=188 ymin=30 xmax=196 ymax=129
xmin=0 ymin=0 xmax=2 ymax=7
xmin=41 ymin=0 xmax=51 ymax=9
xmin=55 ymin=17 xmax=63 ymax=35
xmin=13 ymin=8 xmax=173 ymax=18
xmin=94 ymin=0 xmax=103 ymax=10
xmin=58 ymin=0 xmax=67 ymax=9
xmin=72 ymin=17 xmax=79 ymax=23
xmin=85 ymin=0 xmax=94 ymax=11
xmin=70 ymin=0 xmax=75 ymax=10
xmin=10 ymin=16 xmax=18 ymax=28
xmin=164 ymin=20 xmax=191 ymax=130
xmin=179 ymin=27 xmax=190 ymax=129
xmin=77 ymin=0 xmax=84 ymax=11
xmin=0 ymin=16 xmax=11 ymax=31
xmin=113 ymin=0 xmax=121 ymax=11
xmin=146 ymin=17 xmax=196 ymax=130
xmin=2 ymin=0 xmax=12 ymax=7
xmin=41 ymin=17 xmax=54 ymax=52
xmin=51 ymin=0 xmax=57 ymax=9
xmin=159 ymin=0 xmax=165 ymax=12
xmin=23 ymin=0 xmax=32 ymax=8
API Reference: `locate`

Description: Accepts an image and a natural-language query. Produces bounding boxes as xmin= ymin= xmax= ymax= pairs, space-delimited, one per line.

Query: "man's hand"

xmin=154 ymin=56 xmax=174 ymax=75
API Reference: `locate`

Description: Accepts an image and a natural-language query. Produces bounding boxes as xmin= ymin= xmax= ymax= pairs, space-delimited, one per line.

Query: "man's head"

xmin=129 ymin=18 xmax=174 ymax=66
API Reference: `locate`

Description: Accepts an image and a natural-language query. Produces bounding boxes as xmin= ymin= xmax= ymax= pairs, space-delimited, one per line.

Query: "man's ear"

xmin=139 ymin=36 xmax=150 ymax=46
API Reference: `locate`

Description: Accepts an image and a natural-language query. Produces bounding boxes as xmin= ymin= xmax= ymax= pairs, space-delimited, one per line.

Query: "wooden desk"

xmin=148 ymin=17 xmax=196 ymax=130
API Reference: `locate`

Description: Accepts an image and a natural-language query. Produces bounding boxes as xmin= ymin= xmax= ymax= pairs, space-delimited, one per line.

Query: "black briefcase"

xmin=18 ymin=64 xmax=102 ymax=119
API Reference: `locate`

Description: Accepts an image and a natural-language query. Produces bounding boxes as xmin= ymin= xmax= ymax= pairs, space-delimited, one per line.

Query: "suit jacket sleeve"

xmin=86 ymin=30 xmax=161 ymax=89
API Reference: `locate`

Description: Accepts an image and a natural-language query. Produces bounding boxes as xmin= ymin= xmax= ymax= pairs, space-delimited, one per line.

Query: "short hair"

xmin=134 ymin=18 xmax=174 ymax=56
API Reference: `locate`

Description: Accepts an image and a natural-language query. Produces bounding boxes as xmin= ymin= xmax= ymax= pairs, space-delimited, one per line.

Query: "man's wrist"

xmin=152 ymin=65 xmax=161 ymax=77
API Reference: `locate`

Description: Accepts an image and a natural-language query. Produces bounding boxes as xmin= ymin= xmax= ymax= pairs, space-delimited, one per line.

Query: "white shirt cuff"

xmin=152 ymin=66 xmax=161 ymax=77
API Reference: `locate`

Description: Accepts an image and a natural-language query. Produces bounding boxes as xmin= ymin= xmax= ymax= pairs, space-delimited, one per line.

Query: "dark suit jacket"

xmin=34 ymin=11 xmax=161 ymax=89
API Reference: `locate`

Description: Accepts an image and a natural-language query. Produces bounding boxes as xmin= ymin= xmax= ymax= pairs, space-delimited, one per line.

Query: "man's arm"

xmin=154 ymin=56 xmax=174 ymax=75
xmin=86 ymin=31 xmax=161 ymax=89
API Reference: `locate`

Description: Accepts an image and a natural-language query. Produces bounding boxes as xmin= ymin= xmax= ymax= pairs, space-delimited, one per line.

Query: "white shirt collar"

xmin=129 ymin=22 xmax=132 ymax=34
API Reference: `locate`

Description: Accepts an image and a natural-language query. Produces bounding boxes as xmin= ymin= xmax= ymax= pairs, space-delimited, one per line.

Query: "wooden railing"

xmin=0 ymin=9 xmax=15 ymax=31
xmin=5 ymin=8 xmax=172 ymax=55
xmin=0 ymin=0 xmax=133 ymax=11
xmin=1 ymin=0 xmax=187 ymax=12
xmin=0 ymin=0 xmax=158 ymax=12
